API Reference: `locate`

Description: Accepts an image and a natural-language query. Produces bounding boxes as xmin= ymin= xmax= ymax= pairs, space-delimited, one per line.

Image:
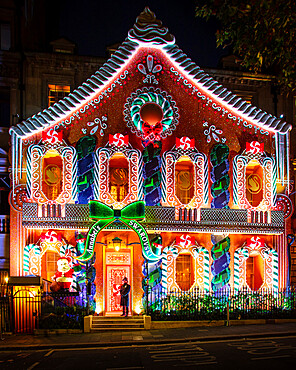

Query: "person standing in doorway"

xmin=120 ymin=277 xmax=131 ymax=317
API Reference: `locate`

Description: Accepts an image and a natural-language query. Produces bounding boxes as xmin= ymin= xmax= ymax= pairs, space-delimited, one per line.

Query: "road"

xmin=0 ymin=335 xmax=295 ymax=369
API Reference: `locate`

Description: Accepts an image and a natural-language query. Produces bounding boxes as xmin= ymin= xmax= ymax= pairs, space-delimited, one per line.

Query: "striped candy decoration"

xmin=26 ymin=145 xmax=33 ymax=198
xmin=233 ymin=247 xmax=249 ymax=290
xmin=161 ymin=153 xmax=167 ymax=204
xmin=193 ymin=246 xmax=210 ymax=291
xmin=71 ymin=149 xmax=78 ymax=201
xmin=93 ymin=149 xmax=100 ymax=200
xmin=137 ymin=152 xmax=144 ymax=201
xmin=161 ymin=246 xmax=178 ymax=292
xmin=60 ymin=244 xmax=75 ymax=256
xmin=142 ymin=141 xmax=162 ymax=206
xmin=23 ymin=244 xmax=40 ymax=273
xmin=272 ymin=158 xmax=277 ymax=207
xmin=210 ymin=144 xmax=231 ymax=291
xmin=232 ymin=156 xmax=238 ymax=206
xmin=201 ymin=153 xmax=209 ymax=205
xmin=266 ymin=248 xmax=279 ymax=292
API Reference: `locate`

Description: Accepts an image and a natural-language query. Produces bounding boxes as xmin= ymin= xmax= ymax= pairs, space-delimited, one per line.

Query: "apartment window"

xmin=0 ymin=88 xmax=10 ymax=127
xmin=0 ymin=23 xmax=11 ymax=50
xmin=48 ymin=84 xmax=70 ymax=107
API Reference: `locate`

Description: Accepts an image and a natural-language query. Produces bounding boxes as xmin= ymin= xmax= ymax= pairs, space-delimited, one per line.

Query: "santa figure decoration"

xmin=51 ymin=254 xmax=74 ymax=292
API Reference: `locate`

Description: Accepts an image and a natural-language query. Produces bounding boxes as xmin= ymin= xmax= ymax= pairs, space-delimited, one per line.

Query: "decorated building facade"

xmin=9 ymin=8 xmax=293 ymax=316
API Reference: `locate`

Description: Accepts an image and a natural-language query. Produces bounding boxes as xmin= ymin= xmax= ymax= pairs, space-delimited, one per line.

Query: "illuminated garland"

xmin=210 ymin=144 xmax=231 ymax=291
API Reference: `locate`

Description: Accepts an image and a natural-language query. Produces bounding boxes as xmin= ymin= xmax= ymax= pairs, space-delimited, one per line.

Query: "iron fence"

xmin=146 ymin=287 xmax=296 ymax=321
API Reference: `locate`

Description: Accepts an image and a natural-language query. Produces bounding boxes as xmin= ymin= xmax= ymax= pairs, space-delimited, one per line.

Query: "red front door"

xmin=105 ymin=250 xmax=131 ymax=315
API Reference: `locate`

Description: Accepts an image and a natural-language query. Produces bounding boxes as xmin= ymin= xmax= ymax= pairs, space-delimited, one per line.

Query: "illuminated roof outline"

xmin=9 ymin=7 xmax=292 ymax=138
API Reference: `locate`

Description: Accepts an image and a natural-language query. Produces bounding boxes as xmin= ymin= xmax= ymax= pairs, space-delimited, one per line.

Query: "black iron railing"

xmin=146 ymin=287 xmax=296 ymax=321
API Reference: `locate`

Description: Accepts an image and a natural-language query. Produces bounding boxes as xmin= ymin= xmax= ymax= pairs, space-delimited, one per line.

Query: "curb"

xmin=1 ymin=331 xmax=296 ymax=351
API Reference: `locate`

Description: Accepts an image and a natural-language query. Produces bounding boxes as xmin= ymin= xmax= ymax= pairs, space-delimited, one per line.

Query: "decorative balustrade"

xmin=21 ymin=202 xmax=284 ymax=231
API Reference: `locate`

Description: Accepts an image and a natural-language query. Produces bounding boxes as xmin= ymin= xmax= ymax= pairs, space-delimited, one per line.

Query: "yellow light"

xmin=135 ymin=305 xmax=142 ymax=315
xmin=95 ymin=303 xmax=102 ymax=314
xmin=4 ymin=276 xmax=9 ymax=283
xmin=111 ymin=237 xmax=122 ymax=252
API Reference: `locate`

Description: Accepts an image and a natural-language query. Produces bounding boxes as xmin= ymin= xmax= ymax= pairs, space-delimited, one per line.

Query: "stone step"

xmin=92 ymin=322 xmax=144 ymax=328
xmin=91 ymin=327 xmax=144 ymax=332
xmin=91 ymin=317 xmax=144 ymax=331
xmin=92 ymin=318 xmax=143 ymax=323
xmin=90 ymin=316 xmax=145 ymax=331
xmin=92 ymin=316 xmax=143 ymax=320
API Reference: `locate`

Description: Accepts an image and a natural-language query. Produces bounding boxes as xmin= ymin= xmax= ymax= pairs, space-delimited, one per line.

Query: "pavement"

xmin=1 ymin=322 xmax=296 ymax=350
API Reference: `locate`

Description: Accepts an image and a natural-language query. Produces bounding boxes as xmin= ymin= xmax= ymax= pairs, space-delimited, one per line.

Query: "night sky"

xmin=51 ymin=0 xmax=228 ymax=68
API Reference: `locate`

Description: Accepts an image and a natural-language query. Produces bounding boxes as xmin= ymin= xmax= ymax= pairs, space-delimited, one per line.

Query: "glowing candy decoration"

xmin=109 ymin=134 xmax=129 ymax=146
xmin=246 ymin=141 xmax=264 ymax=154
xmin=42 ymin=128 xmax=62 ymax=144
xmin=247 ymin=236 xmax=264 ymax=249
xmin=176 ymin=234 xmax=195 ymax=248
xmin=40 ymin=230 xmax=62 ymax=244
xmin=176 ymin=137 xmax=195 ymax=150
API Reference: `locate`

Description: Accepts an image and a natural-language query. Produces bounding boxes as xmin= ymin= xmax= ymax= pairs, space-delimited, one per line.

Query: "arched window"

xmin=245 ymin=160 xmax=264 ymax=207
xmin=109 ymin=153 xmax=129 ymax=203
xmin=175 ymin=156 xmax=194 ymax=205
xmin=246 ymin=252 xmax=264 ymax=291
xmin=176 ymin=253 xmax=194 ymax=291
xmin=42 ymin=150 xmax=63 ymax=201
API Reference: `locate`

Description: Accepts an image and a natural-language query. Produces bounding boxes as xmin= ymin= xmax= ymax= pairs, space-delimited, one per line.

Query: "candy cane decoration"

xmin=233 ymin=247 xmax=249 ymax=290
xmin=23 ymin=244 xmax=40 ymax=272
xmin=193 ymin=246 xmax=210 ymax=291
xmin=270 ymin=249 xmax=279 ymax=292
xmin=60 ymin=244 xmax=75 ymax=256
xmin=161 ymin=246 xmax=178 ymax=292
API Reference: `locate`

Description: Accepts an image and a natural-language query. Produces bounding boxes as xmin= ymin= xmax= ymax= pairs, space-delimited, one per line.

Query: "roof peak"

xmin=127 ymin=7 xmax=175 ymax=46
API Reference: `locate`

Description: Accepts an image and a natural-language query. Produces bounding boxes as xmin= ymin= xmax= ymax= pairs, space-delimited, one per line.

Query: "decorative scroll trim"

xmin=94 ymin=145 xmax=142 ymax=208
xmin=162 ymin=148 xmax=206 ymax=210
xmin=29 ymin=142 xmax=76 ymax=205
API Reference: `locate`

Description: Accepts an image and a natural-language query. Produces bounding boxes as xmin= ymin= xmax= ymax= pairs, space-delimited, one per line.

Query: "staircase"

xmin=91 ymin=316 xmax=145 ymax=331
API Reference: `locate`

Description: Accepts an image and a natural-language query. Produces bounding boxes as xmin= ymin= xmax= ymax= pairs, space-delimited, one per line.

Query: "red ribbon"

xmin=142 ymin=121 xmax=163 ymax=140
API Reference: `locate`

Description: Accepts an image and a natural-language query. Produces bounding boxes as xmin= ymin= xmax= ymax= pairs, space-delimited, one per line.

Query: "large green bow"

xmin=76 ymin=201 xmax=161 ymax=262
xmin=89 ymin=200 xmax=145 ymax=221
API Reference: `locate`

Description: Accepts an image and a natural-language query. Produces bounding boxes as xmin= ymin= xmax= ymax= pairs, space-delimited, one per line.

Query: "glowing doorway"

xmin=105 ymin=250 xmax=131 ymax=315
